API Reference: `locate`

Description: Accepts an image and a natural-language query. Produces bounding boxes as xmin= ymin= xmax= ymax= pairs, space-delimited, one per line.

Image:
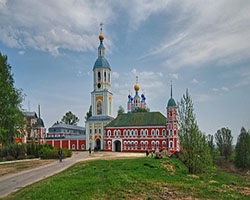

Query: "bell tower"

xmin=86 ymin=24 xmax=114 ymax=150
xmin=166 ymin=83 xmax=179 ymax=153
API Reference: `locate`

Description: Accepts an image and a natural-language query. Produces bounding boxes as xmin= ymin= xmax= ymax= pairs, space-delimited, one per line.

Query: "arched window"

xmin=156 ymin=129 xmax=159 ymax=137
xmin=97 ymin=101 xmax=102 ymax=115
xmin=107 ymin=130 xmax=111 ymax=137
xmin=72 ymin=144 xmax=75 ymax=150
xmin=145 ymin=130 xmax=148 ymax=136
xmin=104 ymin=71 xmax=106 ymax=82
xmin=162 ymin=129 xmax=166 ymax=136
xmin=151 ymin=141 xmax=155 ymax=150
xmin=151 ymin=129 xmax=155 ymax=137
xmin=81 ymin=144 xmax=85 ymax=150
xmin=163 ymin=141 xmax=166 ymax=148
xmin=169 ymin=141 xmax=173 ymax=149
xmin=98 ymin=71 xmax=101 ymax=81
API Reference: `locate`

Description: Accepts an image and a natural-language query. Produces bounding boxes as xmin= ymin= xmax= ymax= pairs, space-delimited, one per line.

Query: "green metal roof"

xmin=167 ymin=98 xmax=177 ymax=107
xmin=106 ymin=112 xmax=166 ymax=127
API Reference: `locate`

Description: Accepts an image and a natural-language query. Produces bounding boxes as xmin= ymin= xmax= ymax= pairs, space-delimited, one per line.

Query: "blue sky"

xmin=1 ymin=0 xmax=249 ymax=142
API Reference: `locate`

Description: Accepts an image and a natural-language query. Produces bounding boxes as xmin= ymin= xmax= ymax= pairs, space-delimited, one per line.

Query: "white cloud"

xmin=139 ymin=0 xmax=250 ymax=69
xmin=191 ymin=78 xmax=199 ymax=84
xmin=18 ymin=50 xmax=25 ymax=55
xmin=211 ymin=86 xmax=229 ymax=93
xmin=0 ymin=0 xmax=7 ymax=9
xmin=0 ymin=0 xmax=114 ymax=55
xmin=169 ymin=73 xmax=179 ymax=80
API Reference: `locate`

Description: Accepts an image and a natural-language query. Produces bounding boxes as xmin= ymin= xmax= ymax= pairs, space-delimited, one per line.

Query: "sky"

xmin=1 ymin=0 xmax=250 ymax=142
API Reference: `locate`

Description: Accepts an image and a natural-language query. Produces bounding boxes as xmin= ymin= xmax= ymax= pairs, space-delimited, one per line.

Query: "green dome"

xmin=167 ymin=98 xmax=176 ymax=108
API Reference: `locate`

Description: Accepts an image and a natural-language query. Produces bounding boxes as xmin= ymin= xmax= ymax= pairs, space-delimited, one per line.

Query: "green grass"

xmin=4 ymin=157 xmax=250 ymax=200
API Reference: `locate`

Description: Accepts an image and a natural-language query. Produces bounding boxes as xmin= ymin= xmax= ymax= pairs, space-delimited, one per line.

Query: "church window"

xmin=72 ymin=144 xmax=75 ymax=150
xmin=156 ymin=129 xmax=159 ymax=137
xmin=132 ymin=142 xmax=134 ymax=149
xmin=169 ymin=141 xmax=173 ymax=149
xmin=104 ymin=72 xmax=106 ymax=82
xmin=163 ymin=141 xmax=166 ymax=148
xmin=162 ymin=129 xmax=166 ymax=136
xmin=151 ymin=129 xmax=155 ymax=137
xmin=151 ymin=141 xmax=155 ymax=150
xmin=90 ymin=129 xmax=92 ymax=134
xmin=170 ymin=130 xmax=173 ymax=136
xmin=97 ymin=101 xmax=102 ymax=115
xmin=108 ymin=73 xmax=110 ymax=83
xmin=156 ymin=141 xmax=159 ymax=149
xmin=98 ymin=71 xmax=101 ymax=81
xmin=81 ymin=144 xmax=85 ymax=150
xmin=118 ymin=130 xmax=121 ymax=136
xmin=145 ymin=141 xmax=148 ymax=149
xmin=107 ymin=130 xmax=111 ymax=137
xmin=99 ymin=129 xmax=101 ymax=134
xmin=145 ymin=130 xmax=148 ymax=136
xmin=128 ymin=142 xmax=131 ymax=149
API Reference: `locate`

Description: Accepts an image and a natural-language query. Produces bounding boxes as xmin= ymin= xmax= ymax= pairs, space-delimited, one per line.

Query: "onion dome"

xmin=99 ymin=33 xmax=104 ymax=41
xmin=134 ymin=83 xmax=140 ymax=91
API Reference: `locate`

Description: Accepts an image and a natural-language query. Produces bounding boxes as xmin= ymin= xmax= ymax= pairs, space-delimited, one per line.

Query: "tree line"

xmin=177 ymin=89 xmax=250 ymax=173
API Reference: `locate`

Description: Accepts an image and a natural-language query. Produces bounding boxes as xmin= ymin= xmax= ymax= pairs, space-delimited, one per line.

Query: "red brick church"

xmin=104 ymin=80 xmax=179 ymax=153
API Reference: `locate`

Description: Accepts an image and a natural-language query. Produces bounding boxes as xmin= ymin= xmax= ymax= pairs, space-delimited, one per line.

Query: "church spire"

xmin=98 ymin=22 xmax=105 ymax=57
xmin=170 ymin=81 xmax=173 ymax=98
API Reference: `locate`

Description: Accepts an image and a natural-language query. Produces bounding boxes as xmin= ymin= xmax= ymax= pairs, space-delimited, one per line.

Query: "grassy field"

xmin=4 ymin=157 xmax=250 ymax=200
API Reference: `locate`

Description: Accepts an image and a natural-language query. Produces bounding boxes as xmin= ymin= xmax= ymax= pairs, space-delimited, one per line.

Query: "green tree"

xmin=85 ymin=106 xmax=92 ymax=120
xmin=61 ymin=111 xmax=79 ymax=125
xmin=235 ymin=127 xmax=250 ymax=169
xmin=207 ymin=134 xmax=215 ymax=155
xmin=215 ymin=127 xmax=233 ymax=160
xmin=117 ymin=105 xmax=125 ymax=116
xmin=177 ymin=89 xmax=196 ymax=136
xmin=0 ymin=52 xmax=24 ymax=145
xmin=177 ymin=89 xmax=212 ymax=174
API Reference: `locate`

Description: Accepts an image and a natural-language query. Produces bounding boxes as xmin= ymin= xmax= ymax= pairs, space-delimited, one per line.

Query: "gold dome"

xmin=134 ymin=83 xmax=140 ymax=91
xmin=99 ymin=33 xmax=104 ymax=41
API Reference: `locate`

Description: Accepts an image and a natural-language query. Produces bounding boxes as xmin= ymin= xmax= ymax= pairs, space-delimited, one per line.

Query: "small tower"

xmin=166 ymin=83 xmax=179 ymax=153
xmin=127 ymin=76 xmax=147 ymax=113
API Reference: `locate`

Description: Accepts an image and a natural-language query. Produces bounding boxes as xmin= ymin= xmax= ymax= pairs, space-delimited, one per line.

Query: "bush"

xmin=39 ymin=147 xmax=59 ymax=159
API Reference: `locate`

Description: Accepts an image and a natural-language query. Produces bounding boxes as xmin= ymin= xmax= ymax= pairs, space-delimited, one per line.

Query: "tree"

xmin=177 ymin=89 xmax=196 ymax=136
xmin=85 ymin=106 xmax=92 ymax=120
xmin=117 ymin=105 xmax=125 ymax=116
xmin=177 ymin=89 xmax=212 ymax=174
xmin=61 ymin=111 xmax=79 ymax=125
xmin=215 ymin=127 xmax=233 ymax=160
xmin=0 ymin=52 xmax=24 ymax=145
xmin=235 ymin=127 xmax=250 ymax=169
xmin=207 ymin=134 xmax=215 ymax=155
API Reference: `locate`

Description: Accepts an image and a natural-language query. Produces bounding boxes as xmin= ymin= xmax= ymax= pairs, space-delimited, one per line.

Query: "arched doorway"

xmin=95 ymin=139 xmax=101 ymax=150
xmin=114 ymin=140 xmax=121 ymax=152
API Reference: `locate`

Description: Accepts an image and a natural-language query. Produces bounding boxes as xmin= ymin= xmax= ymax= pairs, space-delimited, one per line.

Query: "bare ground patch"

xmin=0 ymin=159 xmax=55 ymax=177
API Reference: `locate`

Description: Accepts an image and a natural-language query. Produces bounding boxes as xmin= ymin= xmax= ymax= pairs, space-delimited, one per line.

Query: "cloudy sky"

xmin=1 ymin=0 xmax=249 ymax=142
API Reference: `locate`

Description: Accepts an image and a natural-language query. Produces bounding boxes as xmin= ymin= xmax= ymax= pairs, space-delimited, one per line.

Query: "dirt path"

xmin=0 ymin=151 xmax=144 ymax=198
